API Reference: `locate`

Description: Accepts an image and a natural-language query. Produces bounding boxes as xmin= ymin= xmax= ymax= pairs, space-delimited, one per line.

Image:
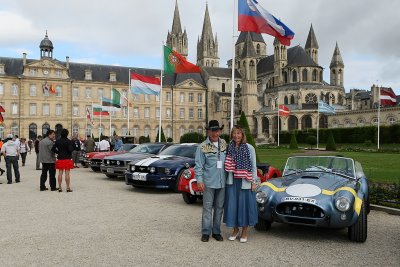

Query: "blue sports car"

xmin=125 ymin=143 xmax=198 ymax=190
xmin=255 ymin=156 xmax=369 ymax=242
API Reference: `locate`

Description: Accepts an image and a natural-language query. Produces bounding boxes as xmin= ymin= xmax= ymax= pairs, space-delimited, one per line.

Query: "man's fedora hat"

xmin=206 ymin=120 xmax=224 ymax=131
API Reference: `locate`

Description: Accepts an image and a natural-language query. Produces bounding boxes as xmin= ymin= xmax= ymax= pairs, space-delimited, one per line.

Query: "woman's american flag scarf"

xmin=225 ymin=141 xmax=252 ymax=181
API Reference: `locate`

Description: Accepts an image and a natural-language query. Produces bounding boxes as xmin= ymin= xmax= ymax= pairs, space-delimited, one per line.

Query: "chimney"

xmin=66 ymin=56 xmax=70 ymax=69
xmin=23 ymin=53 xmax=27 ymax=65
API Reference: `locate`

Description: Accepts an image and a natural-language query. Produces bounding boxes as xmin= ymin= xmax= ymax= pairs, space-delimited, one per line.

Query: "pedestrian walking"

xmin=194 ymin=120 xmax=227 ymax=242
xmin=223 ymin=125 xmax=260 ymax=243
xmin=83 ymin=135 xmax=95 ymax=153
xmin=52 ymin=129 xmax=74 ymax=192
xmin=1 ymin=134 xmax=20 ymax=184
xmin=71 ymin=133 xmax=81 ymax=168
xmin=34 ymin=135 xmax=42 ymax=170
xmin=38 ymin=130 xmax=57 ymax=191
xmin=19 ymin=138 xmax=29 ymax=166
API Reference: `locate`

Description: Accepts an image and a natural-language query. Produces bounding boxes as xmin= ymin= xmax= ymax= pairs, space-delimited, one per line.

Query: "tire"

xmin=174 ymin=170 xmax=184 ymax=192
xmin=348 ymin=202 xmax=367 ymax=242
xmin=91 ymin=167 xmax=100 ymax=172
xmin=106 ymin=174 xmax=117 ymax=178
xmin=182 ymin=192 xmax=197 ymax=204
xmin=255 ymin=216 xmax=271 ymax=231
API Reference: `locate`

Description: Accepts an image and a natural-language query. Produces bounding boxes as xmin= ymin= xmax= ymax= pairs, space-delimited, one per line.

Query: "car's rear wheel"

xmin=348 ymin=201 xmax=367 ymax=242
xmin=182 ymin=192 xmax=197 ymax=204
xmin=255 ymin=216 xmax=271 ymax=231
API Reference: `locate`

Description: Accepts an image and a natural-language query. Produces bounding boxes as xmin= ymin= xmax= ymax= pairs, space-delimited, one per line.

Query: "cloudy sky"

xmin=0 ymin=0 xmax=399 ymax=94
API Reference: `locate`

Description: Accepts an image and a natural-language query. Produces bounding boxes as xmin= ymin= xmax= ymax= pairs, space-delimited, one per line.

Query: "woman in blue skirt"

xmin=223 ymin=125 xmax=260 ymax=243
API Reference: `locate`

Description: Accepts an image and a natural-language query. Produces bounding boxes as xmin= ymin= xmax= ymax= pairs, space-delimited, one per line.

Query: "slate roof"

xmin=202 ymin=67 xmax=241 ymax=79
xmin=236 ymin=31 xmax=265 ymax=44
xmin=0 ymin=56 xmax=206 ymax=86
xmin=257 ymin=45 xmax=320 ymax=75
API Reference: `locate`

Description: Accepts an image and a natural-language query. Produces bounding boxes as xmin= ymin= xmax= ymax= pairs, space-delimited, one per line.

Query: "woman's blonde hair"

xmin=230 ymin=125 xmax=247 ymax=144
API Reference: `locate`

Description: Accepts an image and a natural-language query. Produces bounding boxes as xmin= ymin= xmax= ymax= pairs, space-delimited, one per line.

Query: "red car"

xmin=177 ymin=163 xmax=282 ymax=204
xmin=88 ymin=144 xmax=137 ymax=172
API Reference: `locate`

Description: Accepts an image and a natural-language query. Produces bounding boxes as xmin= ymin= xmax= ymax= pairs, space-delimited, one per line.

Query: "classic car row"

xmin=82 ymin=143 xmax=369 ymax=243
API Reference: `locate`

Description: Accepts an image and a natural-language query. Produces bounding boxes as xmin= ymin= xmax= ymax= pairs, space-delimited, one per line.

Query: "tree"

xmin=180 ymin=132 xmax=205 ymax=143
xmin=155 ymin=127 xmax=167 ymax=142
xmin=307 ymin=135 xmax=317 ymax=149
xmin=289 ymin=131 xmax=298 ymax=149
xmin=220 ymin=133 xmax=230 ymax=144
xmin=237 ymin=111 xmax=260 ymax=162
xmin=325 ymin=130 xmax=337 ymax=151
xmin=139 ymin=136 xmax=147 ymax=144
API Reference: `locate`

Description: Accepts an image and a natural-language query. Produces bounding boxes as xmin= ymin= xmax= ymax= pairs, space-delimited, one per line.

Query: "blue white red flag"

xmin=238 ymin=0 xmax=295 ymax=46
xmin=318 ymin=101 xmax=336 ymax=114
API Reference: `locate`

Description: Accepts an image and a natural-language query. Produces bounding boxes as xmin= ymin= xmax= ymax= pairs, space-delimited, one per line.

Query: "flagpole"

xmin=230 ymin=0 xmax=237 ymax=131
xmin=317 ymin=107 xmax=320 ymax=149
xmin=277 ymin=98 xmax=280 ymax=146
xmin=91 ymin=102 xmax=94 ymax=137
xmin=109 ymin=86 xmax=112 ymax=136
xmin=377 ymin=85 xmax=381 ymax=150
xmin=128 ymin=69 xmax=131 ymax=136
xmin=99 ymin=99 xmax=102 ymax=141
xmin=159 ymin=43 xmax=164 ymax=142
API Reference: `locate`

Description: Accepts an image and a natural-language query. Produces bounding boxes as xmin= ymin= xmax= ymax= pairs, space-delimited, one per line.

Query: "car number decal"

xmin=132 ymin=172 xmax=147 ymax=181
xmin=283 ymin=197 xmax=317 ymax=204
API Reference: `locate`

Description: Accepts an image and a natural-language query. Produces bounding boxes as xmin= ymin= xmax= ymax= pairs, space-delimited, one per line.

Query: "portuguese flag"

xmin=163 ymin=45 xmax=201 ymax=74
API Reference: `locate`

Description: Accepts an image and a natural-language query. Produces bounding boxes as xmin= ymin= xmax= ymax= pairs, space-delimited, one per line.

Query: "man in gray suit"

xmin=38 ymin=130 xmax=56 ymax=191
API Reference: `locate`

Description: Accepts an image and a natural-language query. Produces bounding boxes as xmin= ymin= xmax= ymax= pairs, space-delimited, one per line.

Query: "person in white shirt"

xmin=1 ymin=134 xmax=20 ymax=184
xmin=98 ymin=136 xmax=110 ymax=152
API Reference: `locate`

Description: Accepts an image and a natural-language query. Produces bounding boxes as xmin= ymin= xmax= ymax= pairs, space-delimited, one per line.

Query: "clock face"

xmin=43 ymin=69 xmax=49 ymax=75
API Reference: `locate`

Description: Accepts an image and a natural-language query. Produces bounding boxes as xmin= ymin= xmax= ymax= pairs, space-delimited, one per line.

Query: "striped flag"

xmin=131 ymin=72 xmax=161 ymax=95
xmin=279 ymin=105 xmax=290 ymax=117
xmin=102 ymin=88 xmax=121 ymax=109
xmin=0 ymin=104 xmax=5 ymax=113
xmin=380 ymin=88 xmax=397 ymax=106
xmin=318 ymin=101 xmax=335 ymax=114
xmin=92 ymin=104 xmax=109 ymax=116
xmin=0 ymin=104 xmax=4 ymax=123
xmin=86 ymin=108 xmax=94 ymax=125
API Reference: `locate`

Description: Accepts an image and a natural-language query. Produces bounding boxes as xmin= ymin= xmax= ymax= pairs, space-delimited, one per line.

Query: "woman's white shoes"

xmin=228 ymin=232 xmax=240 ymax=241
xmin=239 ymin=237 xmax=248 ymax=243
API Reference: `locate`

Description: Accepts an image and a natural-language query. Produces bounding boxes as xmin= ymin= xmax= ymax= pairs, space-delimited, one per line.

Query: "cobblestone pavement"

xmin=0 ymin=154 xmax=399 ymax=266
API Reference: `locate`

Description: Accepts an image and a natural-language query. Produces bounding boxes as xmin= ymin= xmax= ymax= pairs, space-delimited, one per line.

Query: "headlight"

xmin=149 ymin=167 xmax=156 ymax=173
xmin=256 ymin=191 xmax=267 ymax=204
xmin=182 ymin=169 xmax=192 ymax=179
xmin=130 ymin=165 xmax=136 ymax=172
xmin=117 ymin=161 xmax=120 ymax=166
xmin=164 ymin=168 xmax=171 ymax=175
xmin=335 ymin=196 xmax=351 ymax=212
xmin=107 ymin=160 xmax=110 ymax=165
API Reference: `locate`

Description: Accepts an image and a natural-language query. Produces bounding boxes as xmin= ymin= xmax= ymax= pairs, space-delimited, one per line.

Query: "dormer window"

xmin=30 ymin=69 xmax=37 ymax=76
xmin=0 ymin=64 xmax=5 ymax=75
xmin=55 ymin=70 xmax=62 ymax=77
xmin=85 ymin=70 xmax=92 ymax=80
xmin=110 ymin=72 xmax=117 ymax=82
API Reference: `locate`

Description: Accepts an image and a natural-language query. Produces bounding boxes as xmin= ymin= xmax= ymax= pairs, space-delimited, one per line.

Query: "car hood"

xmin=104 ymin=152 xmax=153 ymax=161
xmin=278 ymin=172 xmax=354 ymax=191
xmin=92 ymin=151 xmax=125 ymax=159
xmin=134 ymin=155 xmax=195 ymax=168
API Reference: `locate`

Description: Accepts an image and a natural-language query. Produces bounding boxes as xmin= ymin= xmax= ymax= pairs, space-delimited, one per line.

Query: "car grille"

xmin=104 ymin=160 xmax=126 ymax=167
xmin=90 ymin=159 xmax=102 ymax=165
xmin=134 ymin=166 xmax=151 ymax=173
xmin=276 ymin=202 xmax=325 ymax=219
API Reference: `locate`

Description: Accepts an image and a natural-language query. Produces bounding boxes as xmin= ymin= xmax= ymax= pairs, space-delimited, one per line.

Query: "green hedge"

xmin=277 ymin=124 xmax=400 ymax=144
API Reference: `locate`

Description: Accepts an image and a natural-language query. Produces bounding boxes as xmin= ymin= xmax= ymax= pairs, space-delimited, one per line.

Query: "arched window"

xmin=144 ymin=126 xmax=150 ymax=137
xmin=284 ymin=96 xmax=288 ymax=105
xmin=133 ymin=125 xmax=139 ymax=137
xmin=72 ymin=125 xmax=79 ymax=135
xmin=312 ymin=69 xmax=317 ymax=81
xmin=42 ymin=123 xmax=50 ymax=136
xmin=320 ymin=70 xmax=323 ymax=81
xmin=256 ymin=44 xmax=260 ymax=54
xmin=302 ymin=69 xmax=308 ymax=81
xmin=344 ymin=119 xmax=352 ymax=128
xmin=222 ymin=83 xmax=226 ymax=92
xmin=249 ymin=60 xmax=255 ymax=80
xmin=0 ymin=126 xmax=4 ymax=139
xmin=179 ymin=126 xmax=185 ymax=137
xmin=292 ymin=70 xmax=297 ymax=82
xmin=357 ymin=118 xmax=365 ymax=127
xmin=388 ymin=117 xmax=397 ymax=125
xmin=121 ymin=125 xmax=128 ymax=136
xmin=283 ymin=71 xmax=288 ymax=83
xmin=332 ymin=120 xmax=339 ymax=128
xmin=86 ymin=124 xmax=92 ymax=137
xmin=290 ymin=95 xmax=295 ymax=104
xmin=11 ymin=123 xmax=18 ymax=137
xmin=29 ymin=123 xmax=38 ymax=139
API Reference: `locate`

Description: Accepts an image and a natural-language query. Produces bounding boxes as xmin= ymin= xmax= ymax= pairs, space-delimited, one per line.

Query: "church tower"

xmin=273 ymin=37 xmax=287 ymax=86
xmin=197 ymin=3 xmax=219 ymax=67
xmin=305 ymin=24 xmax=319 ymax=64
xmin=330 ymin=42 xmax=344 ymax=86
xmin=40 ymin=31 xmax=53 ymax=59
xmin=240 ymin=32 xmax=258 ymax=125
xmin=166 ymin=0 xmax=188 ymax=57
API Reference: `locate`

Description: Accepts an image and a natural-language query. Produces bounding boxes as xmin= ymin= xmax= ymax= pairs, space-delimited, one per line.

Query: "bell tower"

xmin=40 ymin=30 xmax=54 ymax=59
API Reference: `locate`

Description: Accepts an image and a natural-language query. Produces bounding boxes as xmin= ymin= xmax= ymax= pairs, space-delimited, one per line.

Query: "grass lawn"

xmin=257 ymin=147 xmax=400 ymax=184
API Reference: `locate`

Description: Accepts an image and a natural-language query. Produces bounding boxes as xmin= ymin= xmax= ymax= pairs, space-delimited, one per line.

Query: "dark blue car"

xmin=100 ymin=143 xmax=172 ymax=178
xmin=125 ymin=143 xmax=198 ymax=190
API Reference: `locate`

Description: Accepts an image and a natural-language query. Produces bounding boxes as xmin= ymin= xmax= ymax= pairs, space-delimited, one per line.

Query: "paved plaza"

xmin=0 ymin=154 xmax=399 ymax=266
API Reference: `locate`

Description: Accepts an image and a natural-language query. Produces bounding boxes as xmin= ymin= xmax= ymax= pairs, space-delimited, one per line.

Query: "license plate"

xmin=132 ymin=172 xmax=147 ymax=181
xmin=107 ymin=168 xmax=114 ymax=173
xmin=283 ymin=197 xmax=317 ymax=204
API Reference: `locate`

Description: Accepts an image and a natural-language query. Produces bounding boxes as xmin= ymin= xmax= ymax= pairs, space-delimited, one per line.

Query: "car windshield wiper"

xmin=283 ymin=168 xmax=303 ymax=177
xmin=306 ymin=165 xmax=331 ymax=172
xmin=330 ymin=170 xmax=356 ymax=180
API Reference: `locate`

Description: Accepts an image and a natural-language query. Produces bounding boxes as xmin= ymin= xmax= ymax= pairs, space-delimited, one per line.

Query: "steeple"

xmin=166 ymin=0 xmax=188 ymax=57
xmin=39 ymin=30 xmax=54 ymax=59
xmin=197 ymin=3 xmax=219 ymax=67
xmin=305 ymin=24 xmax=319 ymax=63
xmin=273 ymin=37 xmax=287 ymax=85
xmin=330 ymin=42 xmax=345 ymax=86
xmin=241 ymin=32 xmax=257 ymax=58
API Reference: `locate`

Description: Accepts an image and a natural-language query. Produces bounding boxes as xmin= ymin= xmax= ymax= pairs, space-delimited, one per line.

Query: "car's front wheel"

xmin=255 ymin=216 xmax=271 ymax=231
xmin=348 ymin=201 xmax=367 ymax=242
xmin=182 ymin=192 xmax=197 ymax=204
